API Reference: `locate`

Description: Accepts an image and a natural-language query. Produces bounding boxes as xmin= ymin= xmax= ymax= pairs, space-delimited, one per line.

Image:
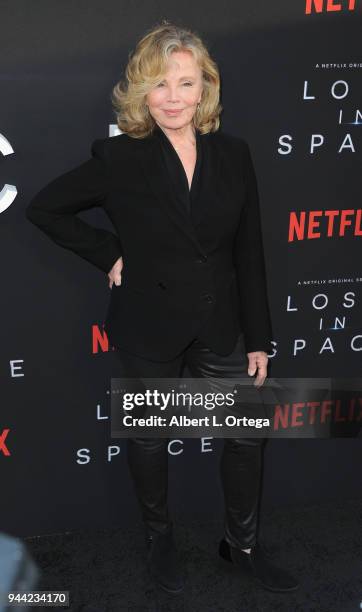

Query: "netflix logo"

xmin=289 ymin=209 xmax=362 ymax=241
xmin=0 ymin=429 xmax=11 ymax=456
xmin=305 ymin=0 xmax=357 ymax=14
xmin=92 ymin=324 xmax=113 ymax=354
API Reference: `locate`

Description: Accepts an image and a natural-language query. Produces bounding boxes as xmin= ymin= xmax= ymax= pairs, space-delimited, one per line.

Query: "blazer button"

xmin=196 ymin=254 xmax=208 ymax=263
xmin=202 ymin=293 xmax=213 ymax=303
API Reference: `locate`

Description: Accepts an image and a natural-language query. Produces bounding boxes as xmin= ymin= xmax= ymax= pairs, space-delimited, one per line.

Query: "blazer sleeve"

xmin=25 ymin=139 xmax=123 ymax=274
xmin=233 ymin=140 xmax=273 ymax=354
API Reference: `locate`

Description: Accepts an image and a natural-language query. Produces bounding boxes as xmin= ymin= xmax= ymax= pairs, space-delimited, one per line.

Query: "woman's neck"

xmin=155 ymin=121 xmax=196 ymax=148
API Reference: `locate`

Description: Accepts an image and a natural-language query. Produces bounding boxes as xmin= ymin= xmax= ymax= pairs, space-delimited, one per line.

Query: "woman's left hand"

xmin=247 ymin=351 xmax=268 ymax=387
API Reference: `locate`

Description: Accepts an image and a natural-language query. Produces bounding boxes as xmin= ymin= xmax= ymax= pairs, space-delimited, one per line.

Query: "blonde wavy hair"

xmin=111 ymin=21 xmax=222 ymax=138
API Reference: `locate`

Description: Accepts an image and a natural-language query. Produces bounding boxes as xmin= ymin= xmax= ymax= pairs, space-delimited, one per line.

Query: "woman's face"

xmin=146 ymin=50 xmax=203 ymax=131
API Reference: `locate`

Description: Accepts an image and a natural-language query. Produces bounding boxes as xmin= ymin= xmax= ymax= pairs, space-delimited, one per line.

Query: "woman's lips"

xmin=163 ymin=109 xmax=183 ymax=115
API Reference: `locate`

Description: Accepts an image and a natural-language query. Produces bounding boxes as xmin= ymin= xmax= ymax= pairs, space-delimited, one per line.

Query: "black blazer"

xmin=25 ymin=128 xmax=273 ymax=361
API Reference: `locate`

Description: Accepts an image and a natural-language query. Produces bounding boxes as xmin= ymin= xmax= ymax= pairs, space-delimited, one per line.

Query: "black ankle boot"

xmin=146 ymin=525 xmax=184 ymax=594
xmin=218 ymin=538 xmax=299 ymax=593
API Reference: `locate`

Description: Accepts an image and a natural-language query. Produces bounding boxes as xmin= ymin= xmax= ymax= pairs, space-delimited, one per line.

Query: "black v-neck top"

xmin=154 ymin=123 xmax=203 ymax=217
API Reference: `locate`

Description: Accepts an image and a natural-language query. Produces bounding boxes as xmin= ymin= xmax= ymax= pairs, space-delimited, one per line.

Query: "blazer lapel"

xmin=138 ymin=129 xmax=221 ymax=254
xmin=192 ymin=130 xmax=221 ymax=228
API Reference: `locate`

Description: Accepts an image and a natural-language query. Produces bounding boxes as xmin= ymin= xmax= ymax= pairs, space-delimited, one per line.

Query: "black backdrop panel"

xmin=0 ymin=0 xmax=361 ymax=536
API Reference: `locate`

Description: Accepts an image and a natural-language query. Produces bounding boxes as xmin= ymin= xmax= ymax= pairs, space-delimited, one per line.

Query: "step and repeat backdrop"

xmin=1 ymin=1 xmax=361 ymax=536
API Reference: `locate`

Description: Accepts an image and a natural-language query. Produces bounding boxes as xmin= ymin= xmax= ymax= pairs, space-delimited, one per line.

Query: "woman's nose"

xmin=166 ymin=88 xmax=180 ymax=101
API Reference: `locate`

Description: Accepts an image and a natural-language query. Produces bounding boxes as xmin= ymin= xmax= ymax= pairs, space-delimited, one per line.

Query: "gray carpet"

xmin=25 ymin=497 xmax=362 ymax=612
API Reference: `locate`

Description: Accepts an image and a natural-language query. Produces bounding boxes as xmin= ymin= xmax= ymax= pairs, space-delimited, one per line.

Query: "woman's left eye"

xmin=183 ymin=82 xmax=193 ymax=86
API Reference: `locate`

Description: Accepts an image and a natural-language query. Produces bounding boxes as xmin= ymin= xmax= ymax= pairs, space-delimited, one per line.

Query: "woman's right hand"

xmin=108 ymin=256 xmax=123 ymax=289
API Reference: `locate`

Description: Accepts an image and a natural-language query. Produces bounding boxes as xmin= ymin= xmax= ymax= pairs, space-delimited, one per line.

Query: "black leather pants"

xmin=116 ymin=332 xmax=266 ymax=549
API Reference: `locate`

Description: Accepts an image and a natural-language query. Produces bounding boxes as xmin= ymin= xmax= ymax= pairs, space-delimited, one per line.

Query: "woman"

xmin=26 ymin=22 xmax=299 ymax=595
